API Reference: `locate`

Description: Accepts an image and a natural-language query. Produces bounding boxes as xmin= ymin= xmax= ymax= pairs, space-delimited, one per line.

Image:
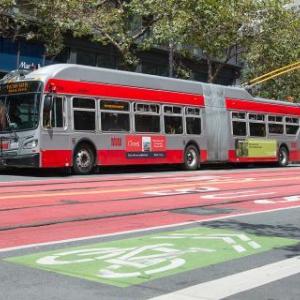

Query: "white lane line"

xmin=150 ymin=256 xmax=300 ymax=300
xmin=1 ymin=204 xmax=300 ymax=254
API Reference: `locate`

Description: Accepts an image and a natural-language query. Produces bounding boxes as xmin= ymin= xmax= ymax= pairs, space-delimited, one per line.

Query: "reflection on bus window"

xmin=232 ymin=112 xmax=246 ymax=120
xmin=135 ymin=103 xmax=159 ymax=113
xmin=73 ymin=97 xmax=94 ymax=131
xmin=100 ymin=99 xmax=130 ymax=132
xmin=164 ymin=116 xmax=183 ymax=134
xmin=101 ymin=112 xmax=130 ymax=132
xmin=186 ymin=117 xmax=201 ymax=135
xmin=135 ymin=115 xmax=160 ymax=133
xmin=6 ymin=93 xmax=40 ymax=131
xmin=249 ymin=114 xmax=264 ymax=121
xmin=73 ymin=98 xmax=95 ymax=109
xmin=268 ymin=123 xmax=284 ymax=134
xmin=74 ymin=111 xmax=95 ymax=130
xmin=233 ymin=121 xmax=246 ymax=136
xmin=249 ymin=123 xmax=266 ymax=137
xmin=286 ymin=125 xmax=299 ymax=135
xmin=44 ymin=97 xmax=66 ymax=128
xmin=164 ymin=105 xmax=182 ymax=114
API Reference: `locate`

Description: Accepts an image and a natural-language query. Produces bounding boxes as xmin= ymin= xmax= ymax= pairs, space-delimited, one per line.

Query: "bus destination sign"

xmin=0 ymin=81 xmax=41 ymax=95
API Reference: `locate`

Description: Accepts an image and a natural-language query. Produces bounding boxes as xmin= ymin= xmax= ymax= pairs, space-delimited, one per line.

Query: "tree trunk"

xmin=169 ymin=42 xmax=174 ymax=77
xmin=207 ymin=57 xmax=214 ymax=83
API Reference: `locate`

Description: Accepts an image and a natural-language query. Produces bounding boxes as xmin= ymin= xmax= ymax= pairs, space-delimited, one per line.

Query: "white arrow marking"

xmin=202 ymin=191 xmax=275 ymax=200
xmin=152 ymin=233 xmax=261 ymax=252
xmin=255 ymin=195 xmax=300 ymax=205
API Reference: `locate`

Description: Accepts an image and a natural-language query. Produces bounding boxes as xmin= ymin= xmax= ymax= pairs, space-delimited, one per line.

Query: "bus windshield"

xmin=0 ymin=93 xmax=41 ymax=132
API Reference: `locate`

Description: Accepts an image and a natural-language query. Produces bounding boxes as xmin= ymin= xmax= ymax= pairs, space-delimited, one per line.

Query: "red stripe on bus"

xmin=228 ymin=150 xmax=277 ymax=162
xmin=200 ymin=149 xmax=208 ymax=162
xmin=39 ymin=149 xmax=209 ymax=168
xmin=45 ymin=79 xmax=205 ymax=106
xmin=226 ymin=98 xmax=300 ymax=116
xmin=290 ymin=150 xmax=300 ymax=161
xmin=41 ymin=150 xmax=72 ymax=168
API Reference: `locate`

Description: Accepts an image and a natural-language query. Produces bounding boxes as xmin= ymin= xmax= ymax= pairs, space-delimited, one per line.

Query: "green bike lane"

xmin=1 ymin=207 xmax=300 ymax=300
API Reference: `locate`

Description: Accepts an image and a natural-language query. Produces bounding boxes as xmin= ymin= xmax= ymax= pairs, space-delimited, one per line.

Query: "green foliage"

xmin=0 ymin=0 xmax=298 ymax=100
xmin=243 ymin=1 xmax=300 ymax=100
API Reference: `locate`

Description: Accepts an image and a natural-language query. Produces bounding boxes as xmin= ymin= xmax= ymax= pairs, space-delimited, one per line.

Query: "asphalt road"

xmin=0 ymin=166 xmax=299 ymax=300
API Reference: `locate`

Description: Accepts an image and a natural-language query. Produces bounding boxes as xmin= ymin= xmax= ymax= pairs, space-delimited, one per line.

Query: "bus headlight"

xmin=23 ymin=139 xmax=38 ymax=149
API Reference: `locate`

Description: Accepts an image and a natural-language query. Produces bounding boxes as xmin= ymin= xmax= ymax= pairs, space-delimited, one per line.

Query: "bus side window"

xmin=100 ymin=100 xmax=130 ymax=132
xmin=285 ymin=117 xmax=299 ymax=135
xmin=43 ymin=96 xmax=65 ymax=129
xmin=73 ymin=97 xmax=95 ymax=131
xmin=268 ymin=115 xmax=284 ymax=135
xmin=248 ymin=113 xmax=266 ymax=137
xmin=249 ymin=123 xmax=266 ymax=137
xmin=134 ymin=103 xmax=160 ymax=133
xmin=164 ymin=105 xmax=183 ymax=134
xmin=185 ymin=107 xmax=201 ymax=135
xmin=232 ymin=121 xmax=246 ymax=136
xmin=231 ymin=111 xmax=246 ymax=136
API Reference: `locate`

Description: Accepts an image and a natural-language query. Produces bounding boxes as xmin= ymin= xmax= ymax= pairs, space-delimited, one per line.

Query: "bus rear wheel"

xmin=73 ymin=144 xmax=95 ymax=175
xmin=278 ymin=146 xmax=289 ymax=167
xmin=183 ymin=145 xmax=199 ymax=170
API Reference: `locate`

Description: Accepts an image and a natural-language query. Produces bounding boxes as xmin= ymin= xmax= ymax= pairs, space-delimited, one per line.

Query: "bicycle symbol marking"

xmin=37 ymin=243 xmax=215 ymax=279
xmin=36 ymin=233 xmax=261 ymax=279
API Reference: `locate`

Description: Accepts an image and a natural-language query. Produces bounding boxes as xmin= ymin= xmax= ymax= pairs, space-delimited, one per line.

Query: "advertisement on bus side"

xmin=236 ymin=139 xmax=277 ymax=158
xmin=126 ymin=135 xmax=166 ymax=159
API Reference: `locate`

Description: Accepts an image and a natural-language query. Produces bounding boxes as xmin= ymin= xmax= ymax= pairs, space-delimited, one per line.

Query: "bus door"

xmin=203 ymin=85 xmax=230 ymax=161
xmin=41 ymin=95 xmax=71 ymax=167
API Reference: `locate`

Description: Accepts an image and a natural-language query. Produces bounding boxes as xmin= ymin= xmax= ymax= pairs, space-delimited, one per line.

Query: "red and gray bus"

xmin=0 ymin=64 xmax=299 ymax=175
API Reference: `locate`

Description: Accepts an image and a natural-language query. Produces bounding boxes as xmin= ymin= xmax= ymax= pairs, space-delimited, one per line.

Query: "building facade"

xmin=0 ymin=35 xmax=241 ymax=85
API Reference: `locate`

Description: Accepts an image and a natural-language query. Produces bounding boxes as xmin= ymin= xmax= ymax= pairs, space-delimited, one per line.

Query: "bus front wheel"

xmin=73 ymin=144 xmax=95 ymax=175
xmin=278 ymin=147 xmax=289 ymax=167
xmin=183 ymin=145 xmax=199 ymax=170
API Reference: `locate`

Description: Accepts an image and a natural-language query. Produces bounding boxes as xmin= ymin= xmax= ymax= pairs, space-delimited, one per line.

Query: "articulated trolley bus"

xmin=0 ymin=64 xmax=299 ymax=175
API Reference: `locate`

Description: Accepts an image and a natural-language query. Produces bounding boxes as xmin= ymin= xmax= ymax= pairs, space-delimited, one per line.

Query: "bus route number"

xmin=111 ymin=137 xmax=122 ymax=147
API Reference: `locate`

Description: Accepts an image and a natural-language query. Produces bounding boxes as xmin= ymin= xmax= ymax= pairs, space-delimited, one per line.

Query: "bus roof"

xmin=26 ymin=63 xmax=253 ymax=99
xmin=25 ymin=64 xmax=298 ymax=107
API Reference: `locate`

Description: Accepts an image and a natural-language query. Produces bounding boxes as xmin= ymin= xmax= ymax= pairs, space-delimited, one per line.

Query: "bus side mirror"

xmin=43 ymin=95 xmax=54 ymax=128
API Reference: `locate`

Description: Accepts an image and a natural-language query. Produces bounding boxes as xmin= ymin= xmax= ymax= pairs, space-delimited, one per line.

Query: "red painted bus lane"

xmin=1 ymin=168 xmax=300 ymax=251
xmin=2 ymin=182 xmax=300 ymax=229
xmin=1 ymin=171 xmax=300 ymax=211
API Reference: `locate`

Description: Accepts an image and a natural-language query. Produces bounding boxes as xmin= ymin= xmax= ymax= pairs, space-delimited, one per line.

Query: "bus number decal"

xmin=111 ymin=137 xmax=122 ymax=147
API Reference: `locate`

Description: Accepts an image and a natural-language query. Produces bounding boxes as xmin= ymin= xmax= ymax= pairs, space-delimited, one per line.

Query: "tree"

xmin=0 ymin=0 xmax=70 ymax=56
xmin=0 ymin=0 xmax=159 ymax=65
xmin=243 ymin=2 xmax=300 ymax=100
xmin=180 ymin=0 xmax=265 ymax=83
xmin=130 ymin=0 xmax=191 ymax=77
xmin=131 ymin=0 xmax=265 ymax=83
xmin=0 ymin=0 xmax=298 ymax=100
xmin=0 ymin=0 xmax=28 ymax=40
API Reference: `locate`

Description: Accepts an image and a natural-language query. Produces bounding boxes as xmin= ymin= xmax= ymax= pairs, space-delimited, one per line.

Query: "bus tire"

xmin=73 ymin=143 xmax=95 ymax=175
xmin=183 ymin=145 xmax=199 ymax=170
xmin=278 ymin=146 xmax=289 ymax=167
